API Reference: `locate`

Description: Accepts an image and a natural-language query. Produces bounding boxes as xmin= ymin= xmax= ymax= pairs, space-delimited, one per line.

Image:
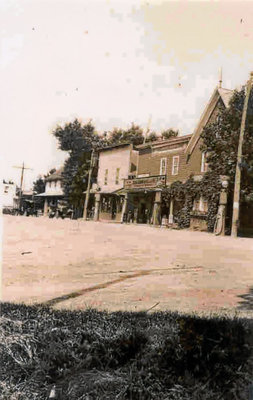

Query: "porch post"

xmin=43 ymin=198 xmax=48 ymax=216
xmin=94 ymin=193 xmax=101 ymax=221
xmin=168 ymin=198 xmax=174 ymax=224
xmin=121 ymin=193 xmax=129 ymax=223
xmin=152 ymin=191 xmax=161 ymax=226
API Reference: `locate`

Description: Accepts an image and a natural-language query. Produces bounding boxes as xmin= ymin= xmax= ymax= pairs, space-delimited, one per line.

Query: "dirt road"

xmin=2 ymin=215 xmax=253 ymax=316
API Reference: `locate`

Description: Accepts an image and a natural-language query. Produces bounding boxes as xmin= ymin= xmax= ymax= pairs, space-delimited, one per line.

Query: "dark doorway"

xmin=111 ymin=196 xmax=117 ymax=220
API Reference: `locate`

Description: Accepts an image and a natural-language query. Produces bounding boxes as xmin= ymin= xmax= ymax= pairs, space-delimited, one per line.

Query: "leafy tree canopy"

xmin=107 ymin=123 xmax=144 ymax=146
xmin=161 ymin=129 xmax=179 ymax=140
xmin=33 ymin=177 xmax=45 ymax=194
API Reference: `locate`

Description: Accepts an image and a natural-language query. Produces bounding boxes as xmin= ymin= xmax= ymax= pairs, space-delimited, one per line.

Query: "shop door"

xmin=111 ymin=197 xmax=117 ymax=220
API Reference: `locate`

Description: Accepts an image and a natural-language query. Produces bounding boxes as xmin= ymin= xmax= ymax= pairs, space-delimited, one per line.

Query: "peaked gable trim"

xmin=185 ymin=87 xmax=221 ymax=156
xmin=185 ymin=86 xmax=233 ymax=156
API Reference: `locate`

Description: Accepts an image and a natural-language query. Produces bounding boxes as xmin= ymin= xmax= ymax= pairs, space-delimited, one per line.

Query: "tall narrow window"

xmin=115 ymin=168 xmax=120 ymax=184
xmin=104 ymin=169 xmax=108 ymax=185
xmin=201 ymin=152 xmax=208 ymax=173
xmin=172 ymin=156 xmax=179 ymax=175
xmin=160 ymin=158 xmax=167 ymax=175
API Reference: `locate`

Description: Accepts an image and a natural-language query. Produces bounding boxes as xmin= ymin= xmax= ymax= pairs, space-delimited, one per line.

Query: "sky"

xmin=1 ymin=0 xmax=253 ymax=190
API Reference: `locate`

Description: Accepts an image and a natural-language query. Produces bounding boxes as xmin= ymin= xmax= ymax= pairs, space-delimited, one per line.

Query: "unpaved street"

xmin=2 ymin=215 xmax=253 ymax=316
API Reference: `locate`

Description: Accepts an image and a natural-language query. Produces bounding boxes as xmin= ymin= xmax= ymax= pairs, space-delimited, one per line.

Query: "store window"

xmin=193 ymin=196 xmax=208 ymax=213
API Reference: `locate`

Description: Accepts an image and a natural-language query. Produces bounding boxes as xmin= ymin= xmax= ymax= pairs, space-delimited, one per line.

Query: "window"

xmin=201 ymin=152 xmax=208 ymax=173
xmin=160 ymin=158 xmax=167 ymax=175
xmin=172 ymin=156 xmax=179 ymax=175
xmin=104 ymin=169 xmax=108 ymax=185
xmin=193 ymin=197 xmax=200 ymax=212
xmin=115 ymin=168 xmax=120 ymax=184
xmin=193 ymin=196 xmax=208 ymax=213
xmin=49 ymin=182 xmax=52 ymax=188
xmin=54 ymin=181 xmax=57 ymax=187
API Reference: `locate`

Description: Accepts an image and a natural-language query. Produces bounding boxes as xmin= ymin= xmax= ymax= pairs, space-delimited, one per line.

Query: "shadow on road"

xmin=237 ymin=287 xmax=253 ymax=311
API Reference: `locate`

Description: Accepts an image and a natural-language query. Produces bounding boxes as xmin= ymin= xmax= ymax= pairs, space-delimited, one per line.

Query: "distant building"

xmin=2 ymin=181 xmax=18 ymax=210
xmin=35 ymin=168 xmax=64 ymax=215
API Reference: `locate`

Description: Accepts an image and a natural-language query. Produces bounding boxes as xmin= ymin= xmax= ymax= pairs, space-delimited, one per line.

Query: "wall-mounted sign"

xmin=124 ymin=175 xmax=166 ymax=189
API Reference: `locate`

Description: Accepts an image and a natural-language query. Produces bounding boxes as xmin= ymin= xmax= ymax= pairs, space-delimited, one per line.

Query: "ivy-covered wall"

xmin=162 ymin=173 xmax=222 ymax=231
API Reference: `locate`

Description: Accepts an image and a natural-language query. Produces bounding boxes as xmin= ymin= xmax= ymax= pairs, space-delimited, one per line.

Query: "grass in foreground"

xmin=1 ymin=302 xmax=253 ymax=399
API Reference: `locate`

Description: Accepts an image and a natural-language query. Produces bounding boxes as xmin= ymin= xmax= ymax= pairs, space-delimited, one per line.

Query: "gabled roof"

xmin=185 ymin=86 xmax=233 ymax=156
xmin=45 ymin=167 xmax=64 ymax=182
xmin=218 ymin=87 xmax=234 ymax=108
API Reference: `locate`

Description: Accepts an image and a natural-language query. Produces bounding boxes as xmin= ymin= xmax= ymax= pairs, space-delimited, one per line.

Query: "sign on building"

xmin=124 ymin=175 xmax=166 ymax=189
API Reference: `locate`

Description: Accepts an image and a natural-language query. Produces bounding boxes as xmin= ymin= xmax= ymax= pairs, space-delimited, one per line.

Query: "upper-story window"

xmin=104 ymin=169 xmax=108 ymax=185
xmin=115 ymin=168 xmax=120 ymax=185
xmin=160 ymin=158 xmax=167 ymax=175
xmin=54 ymin=181 xmax=57 ymax=187
xmin=172 ymin=156 xmax=179 ymax=175
xmin=49 ymin=182 xmax=52 ymax=188
xmin=201 ymin=152 xmax=208 ymax=173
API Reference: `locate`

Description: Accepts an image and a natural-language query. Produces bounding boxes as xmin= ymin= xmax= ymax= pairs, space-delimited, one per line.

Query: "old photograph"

xmin=1 ymin=1 xmax=253 ymax=399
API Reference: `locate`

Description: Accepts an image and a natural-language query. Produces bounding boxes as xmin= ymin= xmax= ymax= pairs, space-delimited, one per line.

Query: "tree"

xmin=201 ymin=87 xmax=253 ymax=232
xmin=161 ymin=129 xmax=179 ymax=140
xmin=33 ymin=176 xmax=46 ymax=210
xmin=107 ymin=123 xmax=144 ymax=146
xmin=33 ymin=177 xmax=45 ymax=194
xmin=145 ymin=131 xmax=159 ymax=142
xmin=52 ymin=119 xmax=105 ymax=208
xmin=201 ymin=88 xmax=253 ymax=198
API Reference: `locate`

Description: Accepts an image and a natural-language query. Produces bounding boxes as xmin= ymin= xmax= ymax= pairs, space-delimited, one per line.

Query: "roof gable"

xmin=185 ymin=86 xmax=233 ymax=156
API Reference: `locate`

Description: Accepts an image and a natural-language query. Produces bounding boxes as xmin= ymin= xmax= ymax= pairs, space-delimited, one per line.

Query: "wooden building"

xmin=90 ymin=84 xmax=234 ymax=228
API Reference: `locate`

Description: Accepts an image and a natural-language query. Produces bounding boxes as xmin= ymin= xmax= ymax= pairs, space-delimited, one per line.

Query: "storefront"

xmin=99 ymin=193 xmax=124 ymax=222
xmin=120 ymin=175 xmax=166 ymax=225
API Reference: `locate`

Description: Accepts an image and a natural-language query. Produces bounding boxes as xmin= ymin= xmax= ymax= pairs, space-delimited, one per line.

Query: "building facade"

xmin=91 ymin=143 xmax=138 ymax=222
xmin=36 ymin=168 xmax=64 ymax=216
xmin=2 ymin=181 xmax=18 ymax=211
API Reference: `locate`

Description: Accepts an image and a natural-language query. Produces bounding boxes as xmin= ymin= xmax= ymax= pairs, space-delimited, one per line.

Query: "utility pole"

xmin=231 ymin=71 xmax=253 ymax=237
xmin=143 ymin=115 xmax=152 ymax=144
xmin=13 ymin=162 xmax=33 ymax=211
xmin=83 ymin=149 xmax=95 ymax=220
